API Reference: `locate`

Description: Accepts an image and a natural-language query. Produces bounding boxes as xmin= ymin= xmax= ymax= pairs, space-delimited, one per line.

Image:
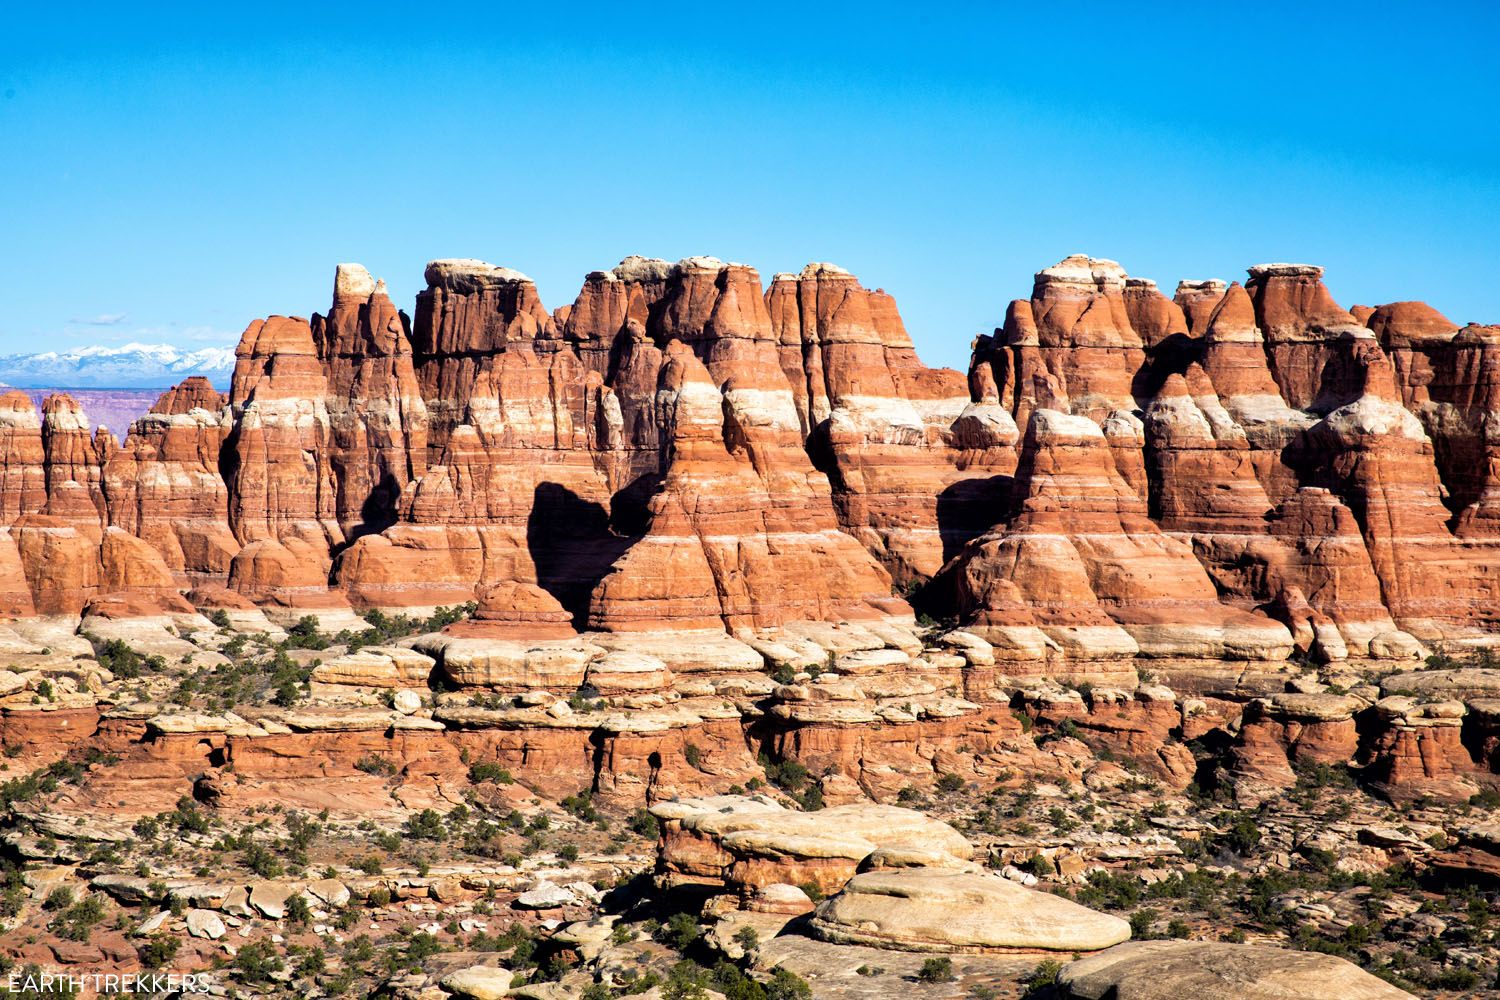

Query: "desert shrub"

xmin=49 ymin=894 xmax=106 ymax=942
xmin=917 ymin=957 xmax=954 ymax=983
xmin=468 ymin=762 xmax=513 ymax=784
xmin=1129 ymin=908 xmax=1159 ymax=938
xmin=137 ymin=935 xmax=180 ymax=968
xmin=628 ymin=808 xmax=659 ymax=838
xmin=405 ymin=809 xmax=447 ymax=841
xmin=355 ymin=754 xmax=397 ymax=776
xmin=655 ymin=912 xmax=700 ymax=951
xmin=282 ymin=616 xmax=329 ymax=650
xmin=1023 ymin=959 xmax=1062 ymax=990
xmin=233 ymin=940 xmax=284 ymax=983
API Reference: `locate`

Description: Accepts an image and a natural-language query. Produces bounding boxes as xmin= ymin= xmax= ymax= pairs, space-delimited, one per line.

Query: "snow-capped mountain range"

xmin=0 ymin=342 xmax=236 ymax=389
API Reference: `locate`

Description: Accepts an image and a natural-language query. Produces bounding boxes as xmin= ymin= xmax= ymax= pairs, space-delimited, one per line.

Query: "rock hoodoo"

xmin=1 ymin=252 xmax=1496 ymax=662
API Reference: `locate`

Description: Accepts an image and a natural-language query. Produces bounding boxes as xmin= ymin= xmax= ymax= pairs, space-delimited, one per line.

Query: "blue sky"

xmin=1 ymin=2 xmax=1496 ymax=372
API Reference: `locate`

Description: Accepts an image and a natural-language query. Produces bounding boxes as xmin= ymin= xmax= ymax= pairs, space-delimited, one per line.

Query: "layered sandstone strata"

xmin=1245 ymin=263 xmax=1370 ymax=412
xmin=586 ymin=337 xmax=900 ymax=632
xmin=0 ymin=251 xmax=1497 ymax=691
xmin=103 ymin=376 xmax=237 ymax=587
xmin=954 ymin=403 xmax=1293 ymax=678
xmin=767 ymin=263 xmax=1013 ymax=582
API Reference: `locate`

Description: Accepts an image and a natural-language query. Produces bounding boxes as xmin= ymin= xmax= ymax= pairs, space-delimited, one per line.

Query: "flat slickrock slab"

xmin=809 ymin=868 xmax=1130 ymax=954
xmin=1058 ymin=940 xmax=1417 ymax=999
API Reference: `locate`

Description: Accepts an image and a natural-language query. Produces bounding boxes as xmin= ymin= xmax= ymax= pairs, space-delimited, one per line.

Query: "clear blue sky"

xmin=2 ymin=1 xmax=1496 ymax=372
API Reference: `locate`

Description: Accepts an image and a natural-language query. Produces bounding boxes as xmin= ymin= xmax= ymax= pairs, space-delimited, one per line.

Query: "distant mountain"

xmin=0 ymin=342 xmax=235 ymax=389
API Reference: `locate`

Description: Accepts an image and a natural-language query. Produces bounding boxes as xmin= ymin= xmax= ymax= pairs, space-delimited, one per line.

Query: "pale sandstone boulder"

xmin=413 ymin=633 xmax=601 ymax=691
xmin=589 ymin=630 xmax=764 ymax=675
xmin=133 ymin=910 xmax=170 ymax=936
xmin=310 ymin=646 xmax=436 ymax=688
xmin=652 ymin=796 xmax=971 ymax=896
xmin=306 ymin=877 xmax=350 ymax=907
xmin=741 ymin=633 xmax=829 ymax=671
xmin=582 ymin=650 xmax=673 ymax=694
xmin=185 ymin=909 xmax=226 ymax=940
xmin=79 ymin=607 xmax=227 ymax=666
xmin=937 ymin=629 xmax=995 ymax=666
xmin=440 ymin=965 xmax=512 ymax=1000
xmin=749 ymin=882 xmax=815 ymax=915
xmin=1380 ymin=667 xmax=1500 ymax=700
xmin=1058 ymin=940 xmax=1416 ymax=999
xmin=775 ymin=619 xmax=893 ymax=654
xmin=809 ymin=868 xmax=1131 ymax=953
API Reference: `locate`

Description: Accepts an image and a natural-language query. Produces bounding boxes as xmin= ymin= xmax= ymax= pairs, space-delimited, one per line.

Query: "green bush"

xmin=405 ymin=809 xmax=447 ymax=841
xmin=628 ymin=808 xmax=660 ymax=838
xmin=658 ymin=912 xmax=701 ymax=951
xmin=233 ymin=940 xmax=284 ymax=983
xmin=1217 ymin=812 xmax=1262 ymax=855
xmin=1469 ymin=787 xmax=1500 ymax=809
xmin=285 ymin=894 xmax=312 ymax=924
xmin=1021 ymin=854 xmax=1054 ymax=878
xmin=766 ymin=968 xmax=812 ymax=1000
xmin=663 ymin=961 xmax=709 ymax=1000
xmin=1023 ymin=959 xmax=1062 ymax=990
xmin=242 ymin=842 xmax=284 ymax=878
xmin=468 ymin=762 xmax=514 ymax=784
xmin=355 ymin=754 xmax=397 ymax=776
xmin=283 ymin=615 xmax=330 ymax=650
xmin=917 ymin=957 xmax=954 ymax=983
xmin=137 ymin=935 xmax=179 ymax=968
xmin=561 ymin=789 xmax=600 ymax=822
xmin=49 ymin=894 xmax=106 ymax=942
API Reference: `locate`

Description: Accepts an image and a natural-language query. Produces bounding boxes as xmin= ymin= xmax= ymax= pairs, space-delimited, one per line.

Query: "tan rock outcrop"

xmin=1059 ymin=940 xmax=1416 ymax=999
xmin=1360 ymin=695 xmax=1481 ymax=801
xmin=809 ymin=868 xmax=1131 ymax=954
xmin=652 ymin=796 xmax=970 ymax=898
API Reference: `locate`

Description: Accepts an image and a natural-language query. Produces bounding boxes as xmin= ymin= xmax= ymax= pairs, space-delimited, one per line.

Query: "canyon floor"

xmin=0 ymin=605 xmax=1496 ymax=1000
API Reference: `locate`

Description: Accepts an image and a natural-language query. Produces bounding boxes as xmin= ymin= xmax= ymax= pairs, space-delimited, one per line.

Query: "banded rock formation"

xmin=2 ymin=251 xmax=1500 ymax=704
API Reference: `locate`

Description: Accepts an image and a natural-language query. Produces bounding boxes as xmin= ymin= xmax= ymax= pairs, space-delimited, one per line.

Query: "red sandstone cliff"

xmin=0 ymin=253 xmax=1494 ymax=672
